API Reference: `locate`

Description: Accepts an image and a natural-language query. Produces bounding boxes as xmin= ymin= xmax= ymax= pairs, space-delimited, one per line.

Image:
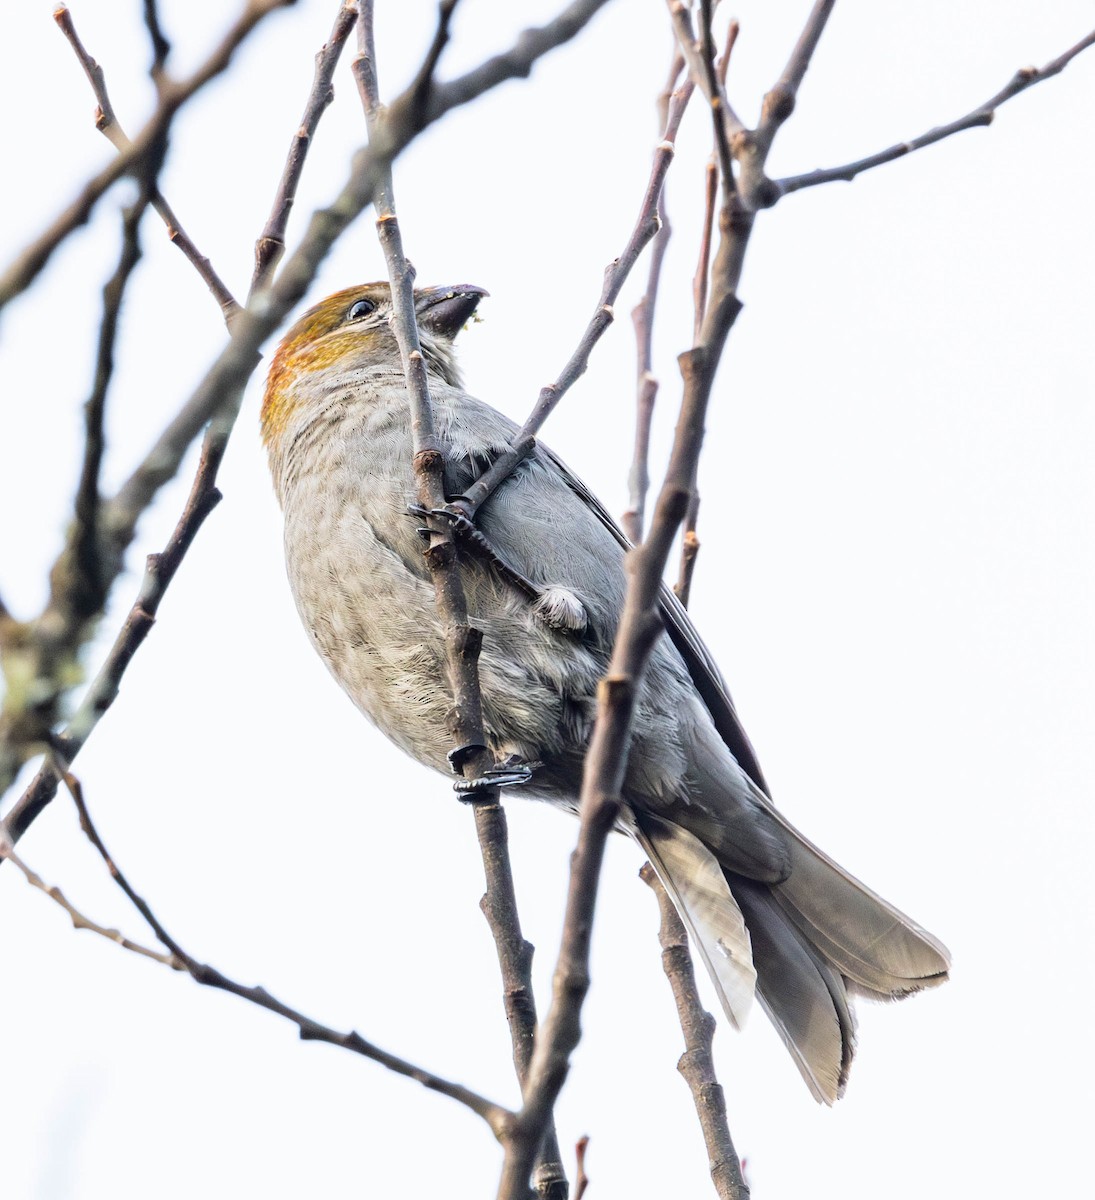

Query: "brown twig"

xmin=573 ymin=1136 xmax=590 ymax=1200
xmin=55 ymin=4 xmax=237 ymax=322
xmin=5 ymin=0 xmax=615 ymax=846
xmin=142 ymin=0 xmax=171 ymax=79
xmin=51 ymin=764 xmax=513 ymax=1137
xmin=641 ymin=865 xmax=748 ymax=1200
xmin=777 ymin=26 xmax=1095 ymax=198
xmin=692 ymin=156 xmax=718 ymax=343
xmin=0 ymin=834 xmax=181 ymax=969
xmin=0 ymin=172 xmax=158 ymax=795
xmin=674 ymin=496 xmax=701 ymax=608
xmin=624 ymin=52 xmax=683 ymax=544
xmin=251 ymin=0 xmax=359 ymax=294
xmin=460 ymin=73 xmax=696 ymax=522
xmin=355 ymin=6 xmax=568 ymax=1195
xmin=1 ymin=1 xmax=291 ymax=314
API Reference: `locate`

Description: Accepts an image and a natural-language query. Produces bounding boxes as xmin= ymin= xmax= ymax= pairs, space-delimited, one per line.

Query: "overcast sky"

xmin=2 ymin=3 xmax=1093 ymax=1198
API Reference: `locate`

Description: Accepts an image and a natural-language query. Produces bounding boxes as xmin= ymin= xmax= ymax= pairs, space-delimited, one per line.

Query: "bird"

xmin=261 ymin=281 xmax=950 ymax=1103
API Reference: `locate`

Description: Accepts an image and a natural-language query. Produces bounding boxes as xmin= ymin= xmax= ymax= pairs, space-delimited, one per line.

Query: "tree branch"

xmin=0 ymin=0 xmax=293 ymax=314
xmin=50 ymin=764 xmax=513 ymax=1137
xmin=53 ymin=5 xmax=239 ymax=323
xmin=624 ymin=51 xmax=683 ymax=544
xmin=641 ymin=864 xmax=748 ymax=1200
xmin=355 ymin=5 xmax=568 ymax=1195
xmin=777 ymin=26 xmax=1095 ymax=198
xmin=459 ymin=72 xmax=695 ymax=521
xmin=251 ymin=0 xmax=359 ymax=294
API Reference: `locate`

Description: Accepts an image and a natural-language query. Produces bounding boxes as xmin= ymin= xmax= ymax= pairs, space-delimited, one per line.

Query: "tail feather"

xmin=635 ymin=813 xmax=756 ymax=1029
xmin=732 ymin=878 xmax=856 ymax=1103
xmin=630 ymin=808 xmax=950 ymax=1103
xmin=766 ymin=809 xmax=951 ymax=996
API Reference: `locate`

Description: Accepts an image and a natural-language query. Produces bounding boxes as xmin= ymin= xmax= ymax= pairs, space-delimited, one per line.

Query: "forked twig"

xmin=50 ymin=764 xmax=513 ymax=1137
xmin=54 ymin=5 xmax=239 ymax=322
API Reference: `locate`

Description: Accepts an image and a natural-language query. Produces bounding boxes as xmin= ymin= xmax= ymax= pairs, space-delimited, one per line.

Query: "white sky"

xmin=2 ymin=2 xmax=1093 ymax=1198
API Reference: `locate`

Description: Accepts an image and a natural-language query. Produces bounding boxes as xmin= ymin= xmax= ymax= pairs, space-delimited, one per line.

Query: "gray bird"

xmin=261 ymin=281 xmax=950 ymax=1103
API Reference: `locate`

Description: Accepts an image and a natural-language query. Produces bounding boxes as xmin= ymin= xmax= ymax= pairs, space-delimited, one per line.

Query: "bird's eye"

xmin=347 ymin=298 xmax=375 ymax=321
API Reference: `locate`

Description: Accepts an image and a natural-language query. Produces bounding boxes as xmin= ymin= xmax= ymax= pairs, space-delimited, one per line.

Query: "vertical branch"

xmin=641 ymin=865 xmax=749 ymax=1200
xmin=353 ymin=6 xmax=568 ymax=1198
xmin=624 ymin=53 xmax=683 ymax=544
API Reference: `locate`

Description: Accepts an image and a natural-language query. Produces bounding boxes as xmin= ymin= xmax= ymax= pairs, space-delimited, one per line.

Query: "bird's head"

xmin=261 ymin=281 xmax=487 ymax=446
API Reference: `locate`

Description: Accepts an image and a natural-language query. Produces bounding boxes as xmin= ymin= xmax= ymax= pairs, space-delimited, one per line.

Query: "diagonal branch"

xmin=251 ymin=0 xmax=360 ymax=294
xmin=777 ymin=26 xmax=1095 ymax=197
xmin=458 ymin=73 xmax=695 ymax=522
xmin=0 ymin=0 xmax=293 ymax=314
xmin=51 ymin=764 xmax=513 ymax=1137
xmin=641 ymin=865 xmax=748 ymax=1200
xmin=54 ymin=5 xmax=239 ymax=323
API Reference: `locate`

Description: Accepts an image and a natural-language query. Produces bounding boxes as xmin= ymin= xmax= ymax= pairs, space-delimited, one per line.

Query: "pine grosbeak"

xmin=261 ymin=282 xmax=949 ymax=1102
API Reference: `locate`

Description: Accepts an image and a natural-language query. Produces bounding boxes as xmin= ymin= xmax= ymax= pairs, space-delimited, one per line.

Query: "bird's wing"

xmin=537 ymin=444 xmax=771 ymax=796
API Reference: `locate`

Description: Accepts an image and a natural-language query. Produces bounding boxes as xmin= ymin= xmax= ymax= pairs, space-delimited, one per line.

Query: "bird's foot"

xmin=407 ymin=503 xmax=588 ymax=634
xmin=448 ymin=749 xmax=539 ymax=800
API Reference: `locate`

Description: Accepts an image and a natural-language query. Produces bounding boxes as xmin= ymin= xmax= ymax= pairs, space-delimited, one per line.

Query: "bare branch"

xmin=697 ymin=1 xmax=736 ymax=196
xmin=624 ymin=52 xmax=683 ymax=544
xmin=574 ymin=1136 xmax=590 ymax=1200
xmin=778 ymin=27 xmax=1095 ymax=197
xmin=355 ymin=6 xmax=567 ymax=1195
xmin=425 ymin=0 xmax=615 ymax=118
xmin=641 ymin=865 xmax=748 ymax=1200
xmin=460 ymin=75 xmax=696 ymax=522
xmin=667 ymin=1 xmax=745 ymax=139
xmin=142 ymin=0 xmax=172 ymax=78
xmin=54 ymin=4 xmax=238 ymax=323
xmin=673 ymin=495 xmax=701 ymax=608
xmin=1 ymin=0 xmax=292 ymax=314
xmin=0 ymin=174 xmax=158 ymax=794
xmin=692 ymin=157 xmax=718 ymax=342
xmin=251 ymin=0 xmax=359 ymax=294
xmin=52 ymin=765 xmax=513 ymax=1137
xmin=0 ymin=834 xmax=181 ymax=969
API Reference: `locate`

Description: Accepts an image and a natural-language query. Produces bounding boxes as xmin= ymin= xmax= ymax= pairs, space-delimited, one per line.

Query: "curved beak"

xmin=415 ymin=284 xmax=488 ymax=338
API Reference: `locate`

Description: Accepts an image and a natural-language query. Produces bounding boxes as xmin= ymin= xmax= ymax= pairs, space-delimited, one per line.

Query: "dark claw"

xmin=447 ymin=742 xmax=488 ymax=776
xmin=453 ymin=761 xmax=537 ymax=800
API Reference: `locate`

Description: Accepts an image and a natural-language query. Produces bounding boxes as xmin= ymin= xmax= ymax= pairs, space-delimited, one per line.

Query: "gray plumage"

xmin=263 ymin=283 xmax=950 ymax=1103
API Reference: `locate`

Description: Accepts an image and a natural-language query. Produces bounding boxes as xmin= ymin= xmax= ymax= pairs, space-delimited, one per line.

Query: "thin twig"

xmin=674 ymin=495 xmax=701 ymax=608
xmin=0 ymin=169 xmax=158 ymax=794
xmin=697 ymin=1 xmax=736 ymax=197
xmin=251 ymin=0 xmax=359 ymax=294
xmin=51 ymin=765 xmax=513 ymax=1137
xmin=574 ymin=1136 xmax=590 ymax=1200
xmin=1 ymin=0 xmax=292 ymax=314
xmin=624 ymin=51 xmax=683 ymax=544
xmin=55 ymin=4 xmax=238 ymax=322
xmin=777 ymin=26 xmax=1095 ymax=197
xmin=692 ymin=156 xmax=718 ymax=343
xmin=0 ymin=835 xmax=181 ymax=968
xmin=142 ymin=0 xmax=171 ymax=79
xmin=460 ymin=75 xmax=696 ymax=522
xmin=355 ymin=6 xmax=568 ymax=1196
xmin=641 ymin=865 xmax=749 ymax=1200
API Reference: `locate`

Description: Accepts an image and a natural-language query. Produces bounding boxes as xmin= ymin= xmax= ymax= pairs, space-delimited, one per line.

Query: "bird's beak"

xmin=415 ymin=285 xmax=488 ymax=339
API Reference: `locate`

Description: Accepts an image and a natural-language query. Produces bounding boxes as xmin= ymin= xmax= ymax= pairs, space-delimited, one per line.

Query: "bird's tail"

xmin=634 ymin=811 xmax=949 ymax=1103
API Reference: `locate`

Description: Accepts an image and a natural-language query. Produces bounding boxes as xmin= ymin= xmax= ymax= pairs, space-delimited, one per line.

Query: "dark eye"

xmin=347 ymin=298 xmax=375 ymax=321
